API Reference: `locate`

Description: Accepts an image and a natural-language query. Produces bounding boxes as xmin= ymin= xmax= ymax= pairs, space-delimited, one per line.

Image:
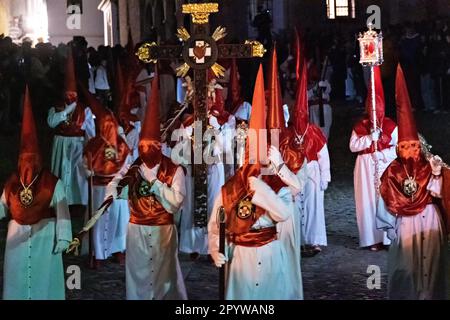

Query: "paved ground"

xmin=0 ymin=100 xmax=449 ymax=300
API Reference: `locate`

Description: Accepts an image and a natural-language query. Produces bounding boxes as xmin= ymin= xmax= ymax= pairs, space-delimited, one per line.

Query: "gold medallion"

xmin=402 ymin=177 xmax=418 ymax=198
xmin=20 ymin=188 xmax=34 ymax=207
xmin=237 ymin=197 xmax=253 ymax=220
xmin=104 ymin=146 xmax=117 ymax=161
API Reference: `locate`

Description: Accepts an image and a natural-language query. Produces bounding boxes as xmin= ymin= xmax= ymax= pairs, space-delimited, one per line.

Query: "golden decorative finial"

xmin=211 ymin=63 xmax=226 ymax=78
xmin=212 ymin=26 xmax=227 ymax=41
xmin=136 ymin=42 xmax=158 ymax=64
xmin=176 ymin=27 xmax=191 ymax=41
xmin=176 ymin=63 xmax=191 ymax=77
xmin=182 ymin=3 xmax=219 ymax=24
xmin=245 ymin=40 xmax=266 ymax=58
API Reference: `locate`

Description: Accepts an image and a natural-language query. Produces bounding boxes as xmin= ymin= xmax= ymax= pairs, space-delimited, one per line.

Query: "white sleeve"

xmin=427 ymin=176 xmax=443 ymax=198
xmin=47 ymin=107 xmax=68 ymax=129
xmin=251 ymin=183 xmax=294 ymax=222
xmin=207 ymin=194 xmax=222 ymax=255
xmin=82 ymin=107 xmax=96 ymax=140
xmin=349 ymin=130 xmax=373 ymax=153
xmin=0 ymin=190 xmax=8 ymax=220
xmin=105 ymin=155 xmax=133 ymax=200
xmin=150 ymin=166 xmax=186 ymax=214
xmin=277 ymin=163 xmax=303 ymax=195
xmin=318 ymin=144 xmax=331 ymax=182
xmin=50 ymin=180 xmax=73 ymax=242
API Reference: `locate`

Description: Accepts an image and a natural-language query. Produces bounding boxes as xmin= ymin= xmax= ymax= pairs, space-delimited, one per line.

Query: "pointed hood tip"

xmin=267 ymin=47 xmax=284 ymax=130
xmin=396 ymin=64 xmax=419 ymax=142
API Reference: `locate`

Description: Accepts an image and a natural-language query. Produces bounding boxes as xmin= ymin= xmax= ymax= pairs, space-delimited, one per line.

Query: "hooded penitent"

xmin=4 ymin=86 xmax=58 ymax=225
xmin=285 ymin=49 xmax=326 ymax=164
xmin=55 ymin=47 xmax=86 ymax=136
xmin=380 ymin=64 xmax=432 ymax=216
xmin=225 ymin=59 xmax=244 ymax=114
xmin=139 ymin=72 xmax=162 ymax=169
xmin=221 ymin=65 xmax=285 ymax=242
xmin=81 ymin=86 xmax=130 ymax=185
xmin=353 ymin=65 xmax=397 ymax=154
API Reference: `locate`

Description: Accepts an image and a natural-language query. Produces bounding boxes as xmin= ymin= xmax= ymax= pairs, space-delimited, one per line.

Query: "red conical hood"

xmin=294 ymin=53 xmax=309 ymax=134
xmin=396 ymin=64 xmax=419 ymax=142
xmin=365 ymin=66 xmax=385 ymax=124
xmin=65 ymin=48 xmax=77 ymax=94
xmin=19 ymin=86 xmax=42 ymax=185
xmin=140 ymin=72 xmax=161 ymax=142
xmin=225 ymin=59 xmax=243 ymax=114
xmin=267 ymin=46 xmax=284 ymax=130
xmin=247 ymin=65 xmax=267 ymax=166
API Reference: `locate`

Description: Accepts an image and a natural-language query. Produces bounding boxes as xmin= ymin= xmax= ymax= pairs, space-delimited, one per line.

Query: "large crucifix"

xmin=136 ymin=2 xmax=264 ymax=227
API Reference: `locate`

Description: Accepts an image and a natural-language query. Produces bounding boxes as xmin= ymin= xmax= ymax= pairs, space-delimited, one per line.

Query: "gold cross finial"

xmin=182 ymin=3 xmax=219 ymax=24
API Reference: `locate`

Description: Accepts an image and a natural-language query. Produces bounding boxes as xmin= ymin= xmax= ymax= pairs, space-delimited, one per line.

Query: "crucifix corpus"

xmin=136 ymin=2 xmax=265 ymax=227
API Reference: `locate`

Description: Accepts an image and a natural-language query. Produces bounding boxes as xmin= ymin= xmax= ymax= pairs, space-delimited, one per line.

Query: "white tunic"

xmin=350 ymin=128 xmax=398 ymax=247
xmin=0 ymin=180 xmax=72 ymax=300
xmin=377 ymin=177 xmax=448 ymax=299
xmin=125 ymin=164 xmax=187 ymax=300
xmin=275 ymin=161 xmax=308 ymax=300
xmin=299 ymin=145 xmax=331 ymax=246
xmin=208 ymin=181 xmax=295 ymax=300
xmin=48 ymin=107 xmax=95 ymax=206
xmin=177 ymin=121 xmax=226 ymax=255
xmin=90 ymin=156 xmax=132 ymax=260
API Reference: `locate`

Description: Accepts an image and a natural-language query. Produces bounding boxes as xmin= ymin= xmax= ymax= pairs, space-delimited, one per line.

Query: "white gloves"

xmin=139 ymin=164 xmax=157 ymax=183
xmin=268 ymin=145 xmax=284 ymax=169
xmin=82 ymin=158 xmax=94 ymax=178
xmin=64 ymin=102 xmax=77 ymax=116
xmin=429 ymin=155 xmax=443 ymax=176
xmin=320 ymin=181 xmax=329 ymax=191
xmin=248 ymin=176 xmax=270 ymax=195
xmin=211 ymin=251 xmax=227 ymax=268
xmin=370 ymin=128 xmax=381 ymax=142
xmin=105 ymin=186 xmax=118 ymax=200
xmin=53 ymin=240 xmax=70 ymax=254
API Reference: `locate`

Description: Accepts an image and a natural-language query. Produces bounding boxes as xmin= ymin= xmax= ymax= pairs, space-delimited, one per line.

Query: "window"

xmin=326 ymin=0 xmax=355 ymax=19
xmin=67 ymin=0 xmax=83 ymax=14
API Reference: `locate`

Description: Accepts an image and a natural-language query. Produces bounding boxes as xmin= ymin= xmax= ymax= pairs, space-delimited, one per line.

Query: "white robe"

xmin=177 ymin=121 xmax=226 ymax=255
xmin=0 ymin=180 xmax=72 ymax=300
xmin=299 ymin=145 xmax=331 ymax=246
xmin=91 ymin=156 xmax=132 ymax=260
xmin=350 ymin=128 xmax=398 ymax=247
xmin=125 ymin=164 xmax=187 ymax=300
xmin=208 ymin=181 xmax=295 ymax=300
xmin=48 ymin=107 xmax=95 ymax=206
xmin=377 ymin=177 xmax=448 ymax=300
xmin=275 ymin=161 xmax=308 ymax=300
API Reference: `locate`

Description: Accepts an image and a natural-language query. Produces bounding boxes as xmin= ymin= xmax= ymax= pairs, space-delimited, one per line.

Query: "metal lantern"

xmin=358 ymin=23 xmax=383 ymax=66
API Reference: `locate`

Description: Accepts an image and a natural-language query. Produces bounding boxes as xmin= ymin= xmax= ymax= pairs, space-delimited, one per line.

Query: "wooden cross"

xmin=137 ymin=2 xmax=264 ymax=227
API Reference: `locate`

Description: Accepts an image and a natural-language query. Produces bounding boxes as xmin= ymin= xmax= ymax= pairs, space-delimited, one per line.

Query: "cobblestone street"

xmin=0 ymin=101 xmax=449 ymax=300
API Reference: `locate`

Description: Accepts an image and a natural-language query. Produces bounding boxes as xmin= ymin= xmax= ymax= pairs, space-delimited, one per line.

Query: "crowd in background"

xmin=0 ymin=16 xmax=449 ymax=136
